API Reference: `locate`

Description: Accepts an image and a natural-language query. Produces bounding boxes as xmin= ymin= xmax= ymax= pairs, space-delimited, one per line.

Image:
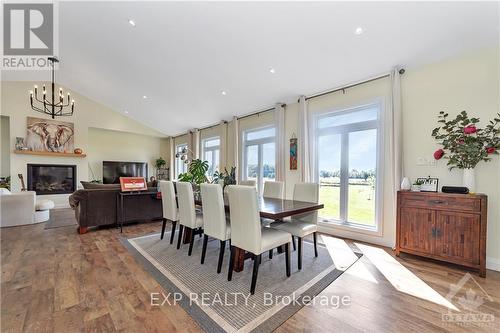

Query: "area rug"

xmin=44 ymin=208 xmax=77 ymax=229
xmin=123 ymin=232 xmax=362 ymax=333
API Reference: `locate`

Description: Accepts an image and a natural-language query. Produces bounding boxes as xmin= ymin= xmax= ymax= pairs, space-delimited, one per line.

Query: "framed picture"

xmin=416 ymin=177 xmax=439 ymax=192
xmin=26 ymin=116 xmax=74 ymax=153
xmin=119 ymin=177 xmax=147 ymax=192
xmin=290 ymin=138 xmax=298 ymax=170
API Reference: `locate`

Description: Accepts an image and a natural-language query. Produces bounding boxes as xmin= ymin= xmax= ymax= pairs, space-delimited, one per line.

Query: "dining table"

xmin=190 ymin=195 xmax=324 ymax=272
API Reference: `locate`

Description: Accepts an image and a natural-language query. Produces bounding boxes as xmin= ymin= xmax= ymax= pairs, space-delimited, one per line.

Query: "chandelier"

xmin=29 ymin=56 xmax=75 ymax=119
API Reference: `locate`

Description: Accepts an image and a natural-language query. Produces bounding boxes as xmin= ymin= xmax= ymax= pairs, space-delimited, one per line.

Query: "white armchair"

xmin=0 ymin=190 xmax=36 ymax=227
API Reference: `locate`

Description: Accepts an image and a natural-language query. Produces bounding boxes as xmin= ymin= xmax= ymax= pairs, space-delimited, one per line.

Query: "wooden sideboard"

xmin=396 ymin=191 xmax=487 ymax=277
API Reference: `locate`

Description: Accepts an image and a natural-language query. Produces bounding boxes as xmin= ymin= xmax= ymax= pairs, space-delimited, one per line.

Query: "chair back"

xmin=239 ymin=179 xmax=256 ymax=188
xmin=176 ymin=182 xmax=198 ymax=228
xmin=263 ymin=181 xmax=284 ymax=199
xmin=293 ymin=182 xmax=319 ymax=224
xmin=227 ymin=185 xmax=261 ymax=254
xmin=200 ymin=183 xmax=228 ymax=240
xmin=159 ymin=181 xmax=178 ymax=221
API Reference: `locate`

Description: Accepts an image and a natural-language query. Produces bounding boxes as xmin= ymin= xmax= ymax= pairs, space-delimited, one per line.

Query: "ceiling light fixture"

xmin=221 ymin=91 xmax=227 ymax=96
xmin=142 ymin=95 xmax=147 ymax=99
xmin=269 ymin=68 xmax=276 ymax=74
xmin=29 ymin=56 xmax=75 ymax=119
xmin=355 ymin=27 xmax=364 ymax=35
xmin=124 ymin=110 xmax=129 ymax=114
xmin=128 ymin=19 xmax=136 ymax=26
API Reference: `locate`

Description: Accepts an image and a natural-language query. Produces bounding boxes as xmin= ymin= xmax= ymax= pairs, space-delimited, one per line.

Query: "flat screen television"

xmin=102 ymin=161 xmax=148 ymax=184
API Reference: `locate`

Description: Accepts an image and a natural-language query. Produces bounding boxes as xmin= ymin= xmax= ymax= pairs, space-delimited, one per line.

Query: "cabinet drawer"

xmin=401 ymin=194 xmax=481 ymax=213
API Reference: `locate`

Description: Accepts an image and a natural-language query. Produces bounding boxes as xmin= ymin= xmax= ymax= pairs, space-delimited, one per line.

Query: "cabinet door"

xmin=400 ymin=207 xmax=435 ymax=254
xmin=435 ymin=211 xmax=480 ymax=264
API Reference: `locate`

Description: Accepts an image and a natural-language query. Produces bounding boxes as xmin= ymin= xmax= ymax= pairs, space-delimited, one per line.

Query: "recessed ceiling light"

xmin=221 ymin=91 xmax=227 ymax=96
xmin=128 ymin=19 xmax=136 ymax=27
xmin=124 ymin=110 xmax=129 ymax=114
xmin=355 ymin=27 xmax=364 ymax=35
xmin=269 ymin=68 xmax=276 ymax=74
xmin=142 ymin=95 xmax=147 ymax=99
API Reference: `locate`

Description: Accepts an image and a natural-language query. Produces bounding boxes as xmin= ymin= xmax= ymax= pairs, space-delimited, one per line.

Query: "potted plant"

xmin=212 ymin=167 xmax=237 ymax=191
xmin=411 ymin=179 xmax=424 ymax=192
xmin=432 ymin=111 xmax=500 ymax=192
xmin=155 ymin=157 xmax=167 ymax=170
xmin=178 ymin=159 xmax=209 ymax=192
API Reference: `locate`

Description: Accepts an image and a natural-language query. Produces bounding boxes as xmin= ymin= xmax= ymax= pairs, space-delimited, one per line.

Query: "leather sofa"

xmin=69 ymin=185 xmax=162 ymax=234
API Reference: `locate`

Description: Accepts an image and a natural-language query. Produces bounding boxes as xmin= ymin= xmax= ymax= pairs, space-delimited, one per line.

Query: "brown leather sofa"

xmin=69 ymin=184 xmax=162 ymax=234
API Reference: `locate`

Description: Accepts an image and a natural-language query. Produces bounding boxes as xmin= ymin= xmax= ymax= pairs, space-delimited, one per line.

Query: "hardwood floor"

xmin=1 ymin=214 xmax=499 ymax=332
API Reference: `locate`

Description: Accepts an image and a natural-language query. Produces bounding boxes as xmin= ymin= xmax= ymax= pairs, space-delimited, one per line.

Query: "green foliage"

xmin=178 ymin=159 xmax=209 ymax=185
xmin=212 ymin=167 xmax=237 ymax=190
xmin=0 ymin=176 xmax=11 ymax=190
xmin=431 ymin=111 xmax=500 ymax=169
xmin=154 ymin=157 xmax=167 ymax=169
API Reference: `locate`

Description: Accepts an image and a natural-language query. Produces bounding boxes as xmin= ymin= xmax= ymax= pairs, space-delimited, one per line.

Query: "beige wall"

xmin=0 ymin=81 xmax=168 ymax=207
xmin=88 ymin=128 xmax=169 ymax=182
xmin=0 ymin=116 xmax=10 ymax=178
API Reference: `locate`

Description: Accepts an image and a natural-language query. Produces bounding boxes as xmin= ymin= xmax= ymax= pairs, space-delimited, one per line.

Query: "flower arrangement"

xmin=431 ymin=111 xmax=500 ymax=169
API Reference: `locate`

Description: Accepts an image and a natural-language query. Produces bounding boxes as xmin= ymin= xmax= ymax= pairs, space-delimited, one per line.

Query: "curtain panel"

xmin=275 ymin=103 xmax=286 ymax=184
xmin=232 ymin=116 xmax=240 ymax=181
xmin=298 ymin=96 xmax=313 ymax=182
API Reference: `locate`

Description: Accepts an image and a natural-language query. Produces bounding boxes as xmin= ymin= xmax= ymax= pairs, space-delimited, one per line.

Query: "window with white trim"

xmin=175 ymin=143 xmax=188 ymax=179
xmin=314 ymin=102 xmax=382 ymax=231
xmin=202 ymin=137 xmax=220 ymax=177
xmin=243 ymin=126 xmax=276 ymax=194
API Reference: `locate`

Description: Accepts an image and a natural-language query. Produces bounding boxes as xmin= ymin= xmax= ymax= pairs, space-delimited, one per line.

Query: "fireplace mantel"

xmin=14 ymin=150 xmax=87 ymax=158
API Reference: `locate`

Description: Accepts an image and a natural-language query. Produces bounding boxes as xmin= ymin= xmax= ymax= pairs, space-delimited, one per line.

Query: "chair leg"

xmin=161 ymin=218 xmax=167 ymax=240
xmin=228 ymin=246 xmax=235 ymax=281
xmin=285 ymin=242 xmax=291 ymax=277
xmin=268 ymin=249 xmax=273 ymax=259
xmin=201 ymin=234 xmax=209 ymax=264
xmin=250 ymin=254 xmax=261 ymax=295
xmin=298 ymin=237 xmax=303 ymax=270
xmin=292 ymin=236 xmax=296 ymax=251
xmin=313 ymin=232 xmax=318 ymax=257
xmin=188 ymin=228 xmax=195 ymax=256
xmin=217 ymin=240 xmax=226 ymax=273
xmin=177 ymin=225 xmax=184 ymax=249
xmin=170 ymin=221 xmax=177 ymax=244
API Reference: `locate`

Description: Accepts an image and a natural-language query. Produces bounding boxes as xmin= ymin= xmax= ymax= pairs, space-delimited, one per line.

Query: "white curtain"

xmin=275 ymin=103 xmax=286 ymax=183
xmin=192 ymin=129 xmax=200 ymax=159
xmin=298 ymin=95 xmax=313 ymax=182
xmin=168 ymin=137 xmax=175 ymax=180
xmin=232 ymin=116 xmax=239 ymax=180
xmin=389 ymin=67 xmax=403 ymax=193
xmin=220 ymin=121 xmax=228 ymax=171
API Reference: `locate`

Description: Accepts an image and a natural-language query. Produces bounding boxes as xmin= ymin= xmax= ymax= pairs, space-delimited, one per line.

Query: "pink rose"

xmin=487 ymin=147 xmax=496 ymax=154
xmin=434 ymin=149 xmax=445 ymax=160
xmin=464 ymin=125 xmax=477 ymax=134
xmin=457 ymin=139 xmax=465 ymax=145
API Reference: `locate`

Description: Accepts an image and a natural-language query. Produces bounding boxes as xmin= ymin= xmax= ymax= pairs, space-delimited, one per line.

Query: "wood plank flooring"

xmin=1 ymin=212 xmax=499 ymax=332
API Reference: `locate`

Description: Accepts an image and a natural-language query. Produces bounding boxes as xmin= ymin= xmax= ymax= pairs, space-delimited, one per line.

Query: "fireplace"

xmin=27 ymin=164 xmax=76 ymax=195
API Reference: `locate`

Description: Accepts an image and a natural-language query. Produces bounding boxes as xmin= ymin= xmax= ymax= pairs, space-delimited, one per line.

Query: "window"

xmin=243 ymin=126 xmax=276 ymax=194
xmin=314 ymin=103 xmax=381 ymax=231
xmin=202 ymin=137 xmax=220 ymax=177
xmin=175 ymin=143 xmax=188 ymax=179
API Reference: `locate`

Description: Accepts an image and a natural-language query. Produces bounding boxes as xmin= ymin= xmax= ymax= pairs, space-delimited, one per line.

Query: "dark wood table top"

xmin=194 ymin=196 xmax=324 ymax=220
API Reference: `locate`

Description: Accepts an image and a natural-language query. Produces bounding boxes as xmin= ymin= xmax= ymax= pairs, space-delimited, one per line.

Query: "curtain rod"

xmin=237 ymin=103 xmax=286 ymax=121
xmin=305 ymin=68 xmax=405 ymax=101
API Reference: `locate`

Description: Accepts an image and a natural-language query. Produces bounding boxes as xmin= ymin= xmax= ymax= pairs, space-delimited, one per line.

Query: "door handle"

xmin=430 ymin=200 xmax=445 ymax=204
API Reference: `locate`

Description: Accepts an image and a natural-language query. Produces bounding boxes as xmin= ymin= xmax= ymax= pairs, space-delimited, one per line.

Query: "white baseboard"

xmin=487 ymin=257 xmax=500 ymax=272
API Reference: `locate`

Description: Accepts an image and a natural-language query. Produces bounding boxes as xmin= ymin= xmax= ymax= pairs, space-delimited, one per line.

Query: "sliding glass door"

xmin=314 ymin=103 xmax=381 ymax=231
xmin=243 ymin=127 xmax=276 ymax=194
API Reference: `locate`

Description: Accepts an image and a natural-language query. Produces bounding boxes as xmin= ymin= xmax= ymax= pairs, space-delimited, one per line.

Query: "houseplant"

xmin=178 ymin=159 xmax=209 ymax=189
xmin=154 ymin=157 xmax=167 ymax=170
xmin=212 ymin=167 xmax=237 ymax=191
xmin=431 ymin=111 xmax=500 ymax=192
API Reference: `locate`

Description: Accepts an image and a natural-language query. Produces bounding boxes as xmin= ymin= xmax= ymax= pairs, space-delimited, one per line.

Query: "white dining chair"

xmin=239 ymin=179 xmax=257 ymax=188
xmin=270 ymin=183 xmax=319 ymax=270
xmin=263 ymin=181 xmax=284 ymax=199
xmin=200 ymin=183 xmax=231 ymax=273
xmin=227 ymin=185 xmax=292 ymax=294
xmin=159 ymin=180 xmax=179 ymax=244
xmin=176 ymin=182 xmax=204 ymax=255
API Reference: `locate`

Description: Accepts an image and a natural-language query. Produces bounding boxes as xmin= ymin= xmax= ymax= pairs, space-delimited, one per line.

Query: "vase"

xmin=463 ymin=168 xmax=476 ymax=193
xmin=401 ymin=177 xmax=411 ymax=190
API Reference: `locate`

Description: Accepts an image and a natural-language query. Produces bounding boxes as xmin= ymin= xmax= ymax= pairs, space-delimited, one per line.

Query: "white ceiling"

xmin=3 ymin=1 xmax=499 ymax=136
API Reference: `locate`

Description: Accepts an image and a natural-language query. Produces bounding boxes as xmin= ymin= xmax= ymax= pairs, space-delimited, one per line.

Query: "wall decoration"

xmin=26 ymin=116 xmax=74 ymax=153
xmin=15 ymin=137 xmax=26 ymax=150
xmin=416 ymin=177 xmax=439 ymax=192
xmin=290 ymin=137 xmax=298 ymax=170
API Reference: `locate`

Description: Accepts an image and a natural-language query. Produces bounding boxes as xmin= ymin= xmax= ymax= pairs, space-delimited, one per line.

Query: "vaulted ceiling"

xmin=3 ymin=1 xmax=499 ymax=135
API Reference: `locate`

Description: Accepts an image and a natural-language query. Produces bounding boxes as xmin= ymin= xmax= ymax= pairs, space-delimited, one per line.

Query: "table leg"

xmin=183 ymin=227 xmax=192 ymax=244
xmin=120 ymin=195 xmax=124 ymax=233
xmin=233 ymin=247 xmax=246 ymax=272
